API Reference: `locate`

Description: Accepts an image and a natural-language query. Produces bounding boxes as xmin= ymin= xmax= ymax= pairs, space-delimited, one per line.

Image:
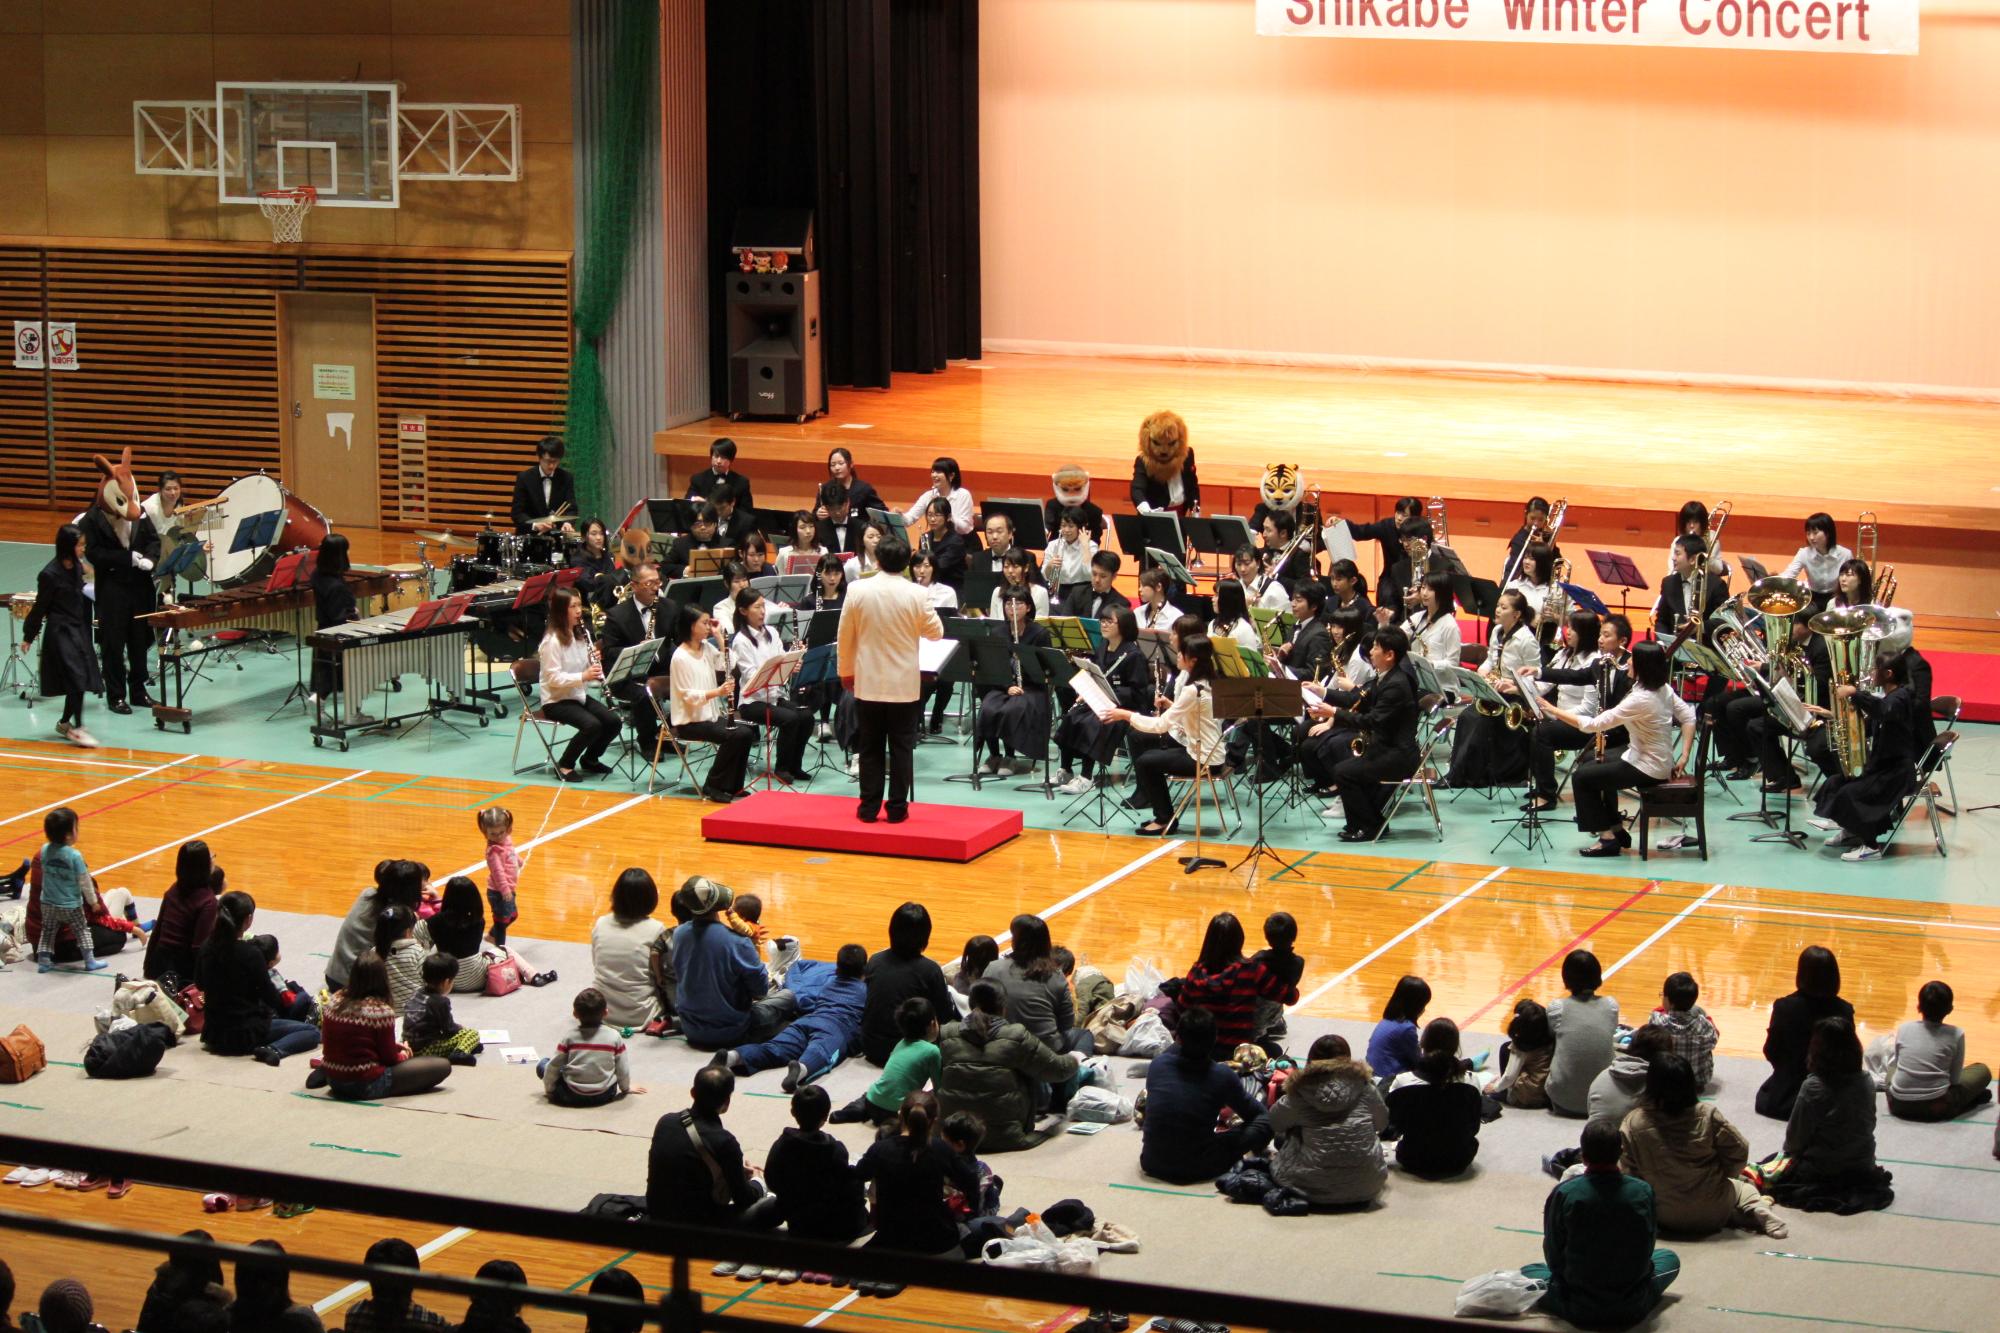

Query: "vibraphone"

xmin=306 ymin=600 xmax=496 ymax=750
xmin=140 ymin=572 xmax=395 ymax=732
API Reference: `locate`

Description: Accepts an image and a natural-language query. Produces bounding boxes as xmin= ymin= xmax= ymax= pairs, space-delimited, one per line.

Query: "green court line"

xmin=309 ymin=1141 xmax=401 ymax=1158
xmin=1491 ymin=1225 xmax=1540 ymax=1235
xmin=563 ymin=1249 xmax=638 ymax=1292
xmin=742 ymin=1091 xmax=792 ymax=1100
xmin=1378 ymin=1271 xmax=1463 ymax=1284
xmin=1758 ymin=1250 xmax=2000 ymax=1281
xmin=364 ymin=774 xmax=429 ymax=802
xmin=712 ymin=1280 xmax=766 ymax=1314
xmin=1705 ymin=1306 xmax=1959 ymax=1333
xmin=48 ymin=1060 xmax=85 ymax=1069
xmin=1879 ymin=1157 xmax=2000 ymax=1174
xmin=0 ymin=1101 xmax=43 ymax=1111
xmin=1379 ymin=859 xmax=1437 ymax=892
xmin=1886 ymin=1211 xmax=2000 ymax=1229
xmin=1106 ymin=1181 xmax=1210 ymax=1197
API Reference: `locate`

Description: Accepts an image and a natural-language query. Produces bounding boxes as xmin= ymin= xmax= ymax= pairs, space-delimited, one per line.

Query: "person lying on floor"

xmin=709 ymin=944 xmax=868 ymax=1092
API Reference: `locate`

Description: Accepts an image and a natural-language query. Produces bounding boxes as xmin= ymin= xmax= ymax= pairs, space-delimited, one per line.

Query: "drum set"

xmin=426 ymin=522 xmax=574 ymax=593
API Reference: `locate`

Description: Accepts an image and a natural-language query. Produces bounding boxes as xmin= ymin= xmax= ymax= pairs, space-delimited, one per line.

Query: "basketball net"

xmin=257 ymin=186 xmax=317 ymax=244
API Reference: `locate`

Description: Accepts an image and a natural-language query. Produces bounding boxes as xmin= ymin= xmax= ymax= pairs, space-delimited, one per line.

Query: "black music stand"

xmin=940 ymin=624 xmax=1014 ymax=791
xmin=229 ymin=510 xmax=282 ymax=559
xmin=647 ymin=498 xmax=693 ymax=536
xmin=792 ymin=642 xmax=843 ymax=778
xmin=1588 ymin=550 xmax=1649 ymax=622
xmin=1016 ymin=645 xmax=1077 ymax=798
xmin=981 ymin=499 xmax=1047 ymax=551
xmin=1209 ymin=675 xmax=1308 ymax=880
xmin=961 ymin=568 xmax=1002 ymax=619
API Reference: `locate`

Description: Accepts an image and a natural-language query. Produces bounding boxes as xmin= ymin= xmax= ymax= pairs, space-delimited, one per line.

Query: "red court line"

xmin=0 ymin=757 xmax=247 ymax=849
xmin=1461 ymin=880 xmax=1659 ymax=1028
xmin=1035 ymin=1308 xmax=1083 ymax=1333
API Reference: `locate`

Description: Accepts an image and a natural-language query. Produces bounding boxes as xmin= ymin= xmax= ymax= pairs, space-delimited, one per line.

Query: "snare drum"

xmin=385 ymin=563 xmax=429 ymax=610
xmin=6 ymin=592 xmax=30 ymax=622
xmin=518 ymin=533 xmax=558 ymax=568
xmin=205 ymin=474 xmax=331 ymax=587
xmin=449 ymin=557 xmax=502 ymax=593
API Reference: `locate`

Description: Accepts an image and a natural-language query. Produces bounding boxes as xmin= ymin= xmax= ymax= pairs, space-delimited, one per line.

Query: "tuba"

xmin=1810 ymin=605 xmax=1888 ymax=779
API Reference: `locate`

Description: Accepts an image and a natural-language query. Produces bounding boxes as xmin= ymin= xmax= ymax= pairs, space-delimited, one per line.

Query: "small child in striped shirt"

xmin=1647 ymin=971 xmax=1720 ymax=1089
xmin=540 ymin=987 xmax=643 ymax=1108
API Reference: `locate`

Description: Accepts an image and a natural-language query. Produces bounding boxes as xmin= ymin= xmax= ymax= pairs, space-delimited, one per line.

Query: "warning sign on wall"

xmin=13 ymin=321 xmax=43 ymax=369
xmin=47 ymin=322 xmax=77 ymax=371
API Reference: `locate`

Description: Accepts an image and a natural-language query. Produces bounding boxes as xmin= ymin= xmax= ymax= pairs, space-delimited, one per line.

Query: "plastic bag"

xmin=981 ymin=1221 xmax=1099 ymax=1276
xmin=1069 ymin=1086 xmax=1135 ymax=1124
xmin=1453 ymin=1269 xmax=1547 ymax=1318
xmin=1120 ymin=1010 xmax=1171 ymax=1058
xmin=1121 ymin=957 xmax=1166 ymax=1002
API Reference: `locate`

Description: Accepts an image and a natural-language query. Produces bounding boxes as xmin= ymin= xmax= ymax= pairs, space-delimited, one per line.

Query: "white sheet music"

xmin=918 ymin=637 xmax=959 ymax=673
xmin=1069 ymin=669 xmax=1118 ymax=720
xmin=1322 ymin=517 xmax=1358 ymax=564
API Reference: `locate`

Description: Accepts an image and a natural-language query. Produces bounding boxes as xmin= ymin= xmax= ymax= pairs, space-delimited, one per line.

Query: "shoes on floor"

xmin=1057 ymin=775 xmax=1093 ymax=796
xmin=1841 ymin=844 xmax=1885 ymax=862
xmin=106 ymin=699 xmax=132 ymax=715
xmin=580 ymin=760 xmax=616 ymax=776
xmin=782 ymin=1060 xmax=808 ymax=1093
xmin=711 ymin=1262 xmax=740 ymax=1277
xmin=1824 ymin=830 xmax=1856 ymax=848
xmin=251 ymin=1046 xmax=281 ymax=1066
xmin=1579 ymin=840 xmax=1621 ymax=858
xmin=981 ymin=755 xmax=1001 ymax=775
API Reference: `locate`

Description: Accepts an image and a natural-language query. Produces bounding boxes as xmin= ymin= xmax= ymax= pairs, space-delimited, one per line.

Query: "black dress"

xmin=1756 ymin=991 xmax=1857 ymax=1119
xmin=980 ymin=620 xmax=1053 ymax=759
xmin=1823 ymin=685 xmax=1920 ymax=843
xmin=310 ymin=570 xmax=359 ymax=700
xmin=23 ymin=558 xmax=101 ymax=698
xmin=569 ymin=547 xmax=622 ymax=610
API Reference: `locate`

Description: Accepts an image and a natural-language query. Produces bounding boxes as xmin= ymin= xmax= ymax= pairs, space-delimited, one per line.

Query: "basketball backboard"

xmin=217 ymin=82 xmax=399 ymax=209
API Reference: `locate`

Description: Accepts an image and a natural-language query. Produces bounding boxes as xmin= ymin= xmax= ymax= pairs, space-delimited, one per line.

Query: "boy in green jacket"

xmin=1524 ymin=1117 xmax=1679 ymax=1328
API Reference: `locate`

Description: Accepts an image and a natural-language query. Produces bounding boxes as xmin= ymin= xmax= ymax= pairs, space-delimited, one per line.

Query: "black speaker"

xmin=726 ymin=270 xmax=825 ymax=422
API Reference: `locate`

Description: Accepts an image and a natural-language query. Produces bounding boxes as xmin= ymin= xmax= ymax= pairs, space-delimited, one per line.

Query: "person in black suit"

xmin=598 ymin=563 xmax=668 ymax=755
xmin=818 ymin=447 xmax=879 ymax=526
xmin=1130 ymin=411 xmax=1200 ymax=515
xmin=512 ymin=435 xmax=578 ymax=535
xmin=664 ymin=505 xmax=725 ymax=580
xmin=708 ymin=486 xmax=758 ymax=549
xmin=1654 ymin=534 xmax=1728 ymax=647
xmin=23 ymin=523 xmax=102 ymax=745
xmin=309 ymin=532 xmax=361 ymax=719
xmin=684 ymin=438 xmax=753 ymax=511
xmin=1062 ymin=552 xmax=1131 ymax=621
xmin=918 ymin=500 xmax=968 ymax=590
xmin=1378 ymin=518 xmax=1446 ymax=618
xmin=79 ymin=490 xmax=161 ymax=714
xmin=1275 ymin=583 xmax=1331 ymax=680
xmin=1339 ymin=497 xmax=1422 ymax=604
xmin=819 ymin=484 xmax=861 ymax=557
xmin=1326 ymin=625 xmax=1422 ymax=841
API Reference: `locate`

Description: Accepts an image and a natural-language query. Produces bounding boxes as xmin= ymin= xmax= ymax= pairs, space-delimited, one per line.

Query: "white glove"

xmin=132 ymin=555 xmax=154 ymax=573
xmin=1135 ymin=502 xmax=1155 ymax=515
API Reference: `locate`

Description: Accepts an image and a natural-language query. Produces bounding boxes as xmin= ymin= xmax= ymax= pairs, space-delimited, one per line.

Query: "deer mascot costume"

xmin=77 ymin=446 xmax=160 ymax=713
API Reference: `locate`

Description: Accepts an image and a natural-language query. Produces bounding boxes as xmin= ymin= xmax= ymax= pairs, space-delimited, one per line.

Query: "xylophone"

xmin=306 ymin=600 xmax=492 ymax=751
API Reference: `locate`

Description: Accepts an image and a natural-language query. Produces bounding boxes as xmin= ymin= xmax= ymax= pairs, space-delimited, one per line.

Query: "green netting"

xmin=563 ymin=0 xmax=658 ymax=522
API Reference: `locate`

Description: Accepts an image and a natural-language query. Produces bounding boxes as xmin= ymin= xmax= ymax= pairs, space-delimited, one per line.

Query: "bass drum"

xmin=206 ymin=474 xmax=331 ymax=588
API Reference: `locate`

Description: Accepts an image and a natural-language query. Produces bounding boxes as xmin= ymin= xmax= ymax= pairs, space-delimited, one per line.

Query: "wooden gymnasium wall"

xmin=0 ymin=239 xmax=570 ymax=528
xmin=0 ymin=2 xmax=576 ymax=528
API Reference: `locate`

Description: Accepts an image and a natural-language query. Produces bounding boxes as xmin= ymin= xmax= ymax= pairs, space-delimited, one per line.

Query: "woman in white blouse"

xmin=1107 ymin=632 xmax=1225 ymax=837
xmin=1541 ymin=641 xmax=1696 ymax=858
xmin=842 ymin=520 xmax=885 ymax=582
xmin=1208 ymin=580 xmax=1262 ymax=655
xmin=902 ymin=455 xmax=975 ymax=535
xmin=1380 ymin=572 xmax=1462 ymax=674
xmin=729 ymin=587 xmax=812 ymax=785
xmin=668 ymin=603 xmax=757 ymax=802
xmin=1522 ymin=610 xmax=1604 ymax=812
xmin=777 ymin=508 xmax=824 ymax=570
xmin=987 ymin=549 xmax=1051 ymax=620
xmin=1778 ymin=512 xmax=1853 ymax=605
xmin=1503 ymin=543 xmax=1558 ymax=637
xmin=536 ymin=585 xmax=620 ymax=781
xmin=912 ymin=550 xmax=959 ymax=611
xmin=1444 ymin=589 xmax=1540 ymax=789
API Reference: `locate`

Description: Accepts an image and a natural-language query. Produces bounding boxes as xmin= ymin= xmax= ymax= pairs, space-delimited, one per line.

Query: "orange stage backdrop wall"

xmin=979 ymin=0 xmax=2000 ymax=395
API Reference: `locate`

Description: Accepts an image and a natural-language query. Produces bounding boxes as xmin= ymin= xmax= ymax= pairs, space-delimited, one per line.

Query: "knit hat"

xmin=678 ymin=875 xmax=733 ymax=918
xmin=39 ymin=1277 xmax=95 ymax=1332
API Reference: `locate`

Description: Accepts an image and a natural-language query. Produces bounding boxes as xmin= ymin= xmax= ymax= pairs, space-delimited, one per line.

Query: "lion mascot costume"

xmin=76 ymin=446 xmax=160 ymax=714
xmin=1130 ymin=410 xmax=1199 ymax=515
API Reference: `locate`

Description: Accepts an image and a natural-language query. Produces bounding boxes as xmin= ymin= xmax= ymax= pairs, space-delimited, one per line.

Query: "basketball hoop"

xmin=258 ymin=186 xmax=317 ymax=244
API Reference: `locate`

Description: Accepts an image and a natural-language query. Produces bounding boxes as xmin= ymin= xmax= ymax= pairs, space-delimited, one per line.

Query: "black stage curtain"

xmin=705 ymin=0 xmax=979 ymax=401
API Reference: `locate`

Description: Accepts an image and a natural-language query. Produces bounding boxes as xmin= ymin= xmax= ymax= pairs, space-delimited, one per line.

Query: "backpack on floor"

xmin=0 ymin=1024 xmax=47 ymax=1083
xmin=83 ymin=1021 xmax=176 ymax=1079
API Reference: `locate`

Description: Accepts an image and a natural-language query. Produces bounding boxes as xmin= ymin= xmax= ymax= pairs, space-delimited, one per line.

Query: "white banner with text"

xmin=1257 ymin=0 xmax=1916 ymax=53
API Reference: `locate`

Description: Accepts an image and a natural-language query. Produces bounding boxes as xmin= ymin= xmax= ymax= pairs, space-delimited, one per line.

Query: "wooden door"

xmin=280 ymin=292 xmax=380 ymax=527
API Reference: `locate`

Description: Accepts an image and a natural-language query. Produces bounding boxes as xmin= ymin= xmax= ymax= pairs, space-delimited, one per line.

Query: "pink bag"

xmin=484 ymin=955 xmax=522 ymax=996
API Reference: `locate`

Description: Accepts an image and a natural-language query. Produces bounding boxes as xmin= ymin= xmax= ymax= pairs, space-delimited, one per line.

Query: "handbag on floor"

xmin=484 ymin=954 xmax=523 ymax=996
xmin=0 ymin=1024 xmax=47 ymax=1083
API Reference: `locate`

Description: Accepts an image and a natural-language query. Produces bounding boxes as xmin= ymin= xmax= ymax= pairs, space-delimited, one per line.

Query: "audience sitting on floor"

xmin=1366 ymin=975 xmax=1431 ymax=1084
xmin=590 ymin=868 xmax=670 ymax=1033
xmin=229 ymin=1240 xmax=320 ymax=1332
xmin=340 ymin=1238 xmax=449 ymax=1331
xmin=1589 ymin=1024 xmax=1672 ymax=1124
xmin=1620 ymin=1053 xmax=1788 ymax=1238
xmin=453 ymin=1259 xmax=532 ymax=1333
xmin=1545 ymin=949 xmax=1617 ymax=1118
xmin=646 ymin=1067 xmax=781 ymax=1230
xmin=1886 ymin=979 xmax=1994 ymax=1121
xmin=1383 ymin=1020 xmax=1484 ymax=1180
xmin=1140 ymin=1006 xmax=1273 ymax=1184
xmin=1783 ymin=1018 xmax=1883 ymax=1189
xmin=1177 ymin=911 xmax=1298 ymax=1053
xmin=862 ymin=903 xmax=957 ymax=1065
xmin=197 ymin=890 xmax=319 ymax=1067
xmin=1489 ymin=999 xmax=1553 ymax=1109
xmin=1524 ymin=1117 xmax=1679 ymax=1330
xmin=671 ymin=877 xmax=795 ymax=1050
xmin=136 ymin=1231 xmax=228 ymax=1333
xmin=938 ymin=979 xmax=1081 ymax=1151
xmin=1757 ymin=945 xmax=1855 ymax=1120
xmin=1648 ymin=970 xmax=1719 ymax=1089
xmin=764 ymin=1085 xmax=870 ymax=1241
xmin=1268 ymin=1034 xmax=1389 ymax=1207
xmin=833 ymin=997 xmax=941 ymax=1126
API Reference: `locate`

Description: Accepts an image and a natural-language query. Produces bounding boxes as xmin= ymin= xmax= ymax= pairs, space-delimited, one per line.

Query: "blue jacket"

xmin=787 ymin=959 xmax=867 ymax=1049
xmin=671 ymin=920 xmax=770 ymax=1045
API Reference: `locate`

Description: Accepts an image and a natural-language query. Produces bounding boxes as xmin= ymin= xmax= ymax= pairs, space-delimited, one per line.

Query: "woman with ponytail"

xmin=197 ymin=890 xmax=320 ymax=1065
xmin=855 ymin=1091 xmax=976 ymax=1256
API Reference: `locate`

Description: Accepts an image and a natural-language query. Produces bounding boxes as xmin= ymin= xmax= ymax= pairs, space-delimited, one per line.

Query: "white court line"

xmin=804 ymin=1289 xmax=863 ymax=1328
xmin=997 ymin=838 xmax=1190 ymax=948
xmin=1290 ymin=866 xmax=1509 ymax=1011
xmin=0 ymin=749 xmax=152 ymax=769
xmin=95 ymin=770 xmax=373 ymax=875
xmin=312 ymin=1225 xmax=475 ymax=1316
xmin=1604 ymin=882 xmax=1727 ymax=979
xmin=1709 ymin=900 xmax=2000 ymax=935
xmin=440 ymin=791 xmax=653 ymax=882
xmin=0 ymin=754 xmax=194 ymax=828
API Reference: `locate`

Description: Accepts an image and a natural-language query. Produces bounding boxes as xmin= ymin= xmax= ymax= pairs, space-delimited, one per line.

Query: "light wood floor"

xmin=7 ymin=736 xmax=2000 ymax=1331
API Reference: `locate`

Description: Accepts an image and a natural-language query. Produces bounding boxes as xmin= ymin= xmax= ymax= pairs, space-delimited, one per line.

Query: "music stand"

xmin=751 ymin=574 xmax=809 ymax=605
xmin=1015 ymin=645 xmax=1076 ymax=797
xmin=1206 ymin=675 xmax=1305 ymax=877
xmin=158 ymin=538 xmax=203 ymax=584
xmin=647 ymin=498 xmax=693 ymax=535
xmin=805 ymin=608 xmax=843 ymax=649
xmin=940 ymin=622 xmax=1014 ymax=790
xmin=961 ymin=568 xmax=1003 ymax=618
xmin=1201 ymin=515 xmax=1257 ymax=561
xmin=688 ymin=547 xmax=738 ymax=577
xmin=981 ymin=499 xmax=1047 ymax=551
xmin=667 ymin=575 xmax=726 ymax=614
xmin=1588 ymin=550 xmax=1649 ymax=621
xmin=782 ymin=552 xmax=819 ymax=577
xmin=739 ymin=648 xmax=806 ymax=789
xmin=1146 ymin=546 xmax=1195 ymax=590
xmin=1250 ymin=606 xmax=1295 ymax=649
xmin=1059 ymin=661 xmax=1125 ymax=829
xmin=865 ymin=508 xmax=912 ymax=540
xmin=266 ymin=550 xmax=315 ymax=592
xmin=1489 ymin=667 xmax=1553 ymax=858
xmin=229 ymin=509 xmax=281 ymax=558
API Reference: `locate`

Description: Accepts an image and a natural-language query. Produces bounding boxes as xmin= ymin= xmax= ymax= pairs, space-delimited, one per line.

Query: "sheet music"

xmin=918 ymin=637 xmax=959 ymax=673
xmin=609 ymin=637 xmax=664 ymax=686
xmin=743 ymin=648 xmax=804 ymax=696
xmin=1069 ymin=669 xmax=1118 ymax=720
xmin=1321 ymin=517 xmax=1357 ymax=564
xmin=1512 ymin=667 xmax=1547 ymax=720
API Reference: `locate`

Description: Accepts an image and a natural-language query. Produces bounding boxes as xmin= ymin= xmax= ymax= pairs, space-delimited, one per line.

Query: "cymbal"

xmin=414 ymin=530 xmax=478 ymax=551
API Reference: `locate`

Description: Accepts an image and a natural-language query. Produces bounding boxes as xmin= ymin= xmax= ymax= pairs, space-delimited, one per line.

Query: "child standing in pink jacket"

xmin=479 ymin=806 xmax=521 ymax=946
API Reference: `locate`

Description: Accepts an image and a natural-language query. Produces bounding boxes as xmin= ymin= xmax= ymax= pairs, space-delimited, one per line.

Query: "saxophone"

xmin=1348 ymin=678 xmax=1373 ymax=756
xmin=1475 ymin=628 xmax=1529 ymax=729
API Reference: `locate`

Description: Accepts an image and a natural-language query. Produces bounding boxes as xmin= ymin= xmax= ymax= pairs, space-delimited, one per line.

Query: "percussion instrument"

xmin=415 ymin=529 xmax=479 ymax=552
xmin=6 ymin=592 xmax=30 ymax=622
xmin=205 ymin=474 xmax=330 ymax=588
xmin=308 ymin=605 xmax=486 ymax=750
xmin=519 ymin=533 xmax=559 ymax=568
xmin=475 ymin=529 xmax=510 ymax=566
xmin=383 ymin=563 xmax=429 ymax=611
xmin=449 ymin=557 xmax=504 ymax=593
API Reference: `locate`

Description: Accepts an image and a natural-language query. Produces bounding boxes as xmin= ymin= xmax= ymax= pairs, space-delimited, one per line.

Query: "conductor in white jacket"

xmin=837 ymin=535 xmax=943 ymax=823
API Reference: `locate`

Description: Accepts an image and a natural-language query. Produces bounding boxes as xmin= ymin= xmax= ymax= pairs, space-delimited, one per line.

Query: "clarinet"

xmin=1010 ymin=614 xmax=1024 ymax=689
xmin=720 ymin=628 xmax=737 ymax=722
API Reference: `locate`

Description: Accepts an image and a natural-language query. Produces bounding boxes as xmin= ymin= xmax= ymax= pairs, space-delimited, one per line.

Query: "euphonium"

xmin=1745 ymin=575 xmax=1810 ymax=684
xmin=1810 ymin=605 xmax=1888 ymax=779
